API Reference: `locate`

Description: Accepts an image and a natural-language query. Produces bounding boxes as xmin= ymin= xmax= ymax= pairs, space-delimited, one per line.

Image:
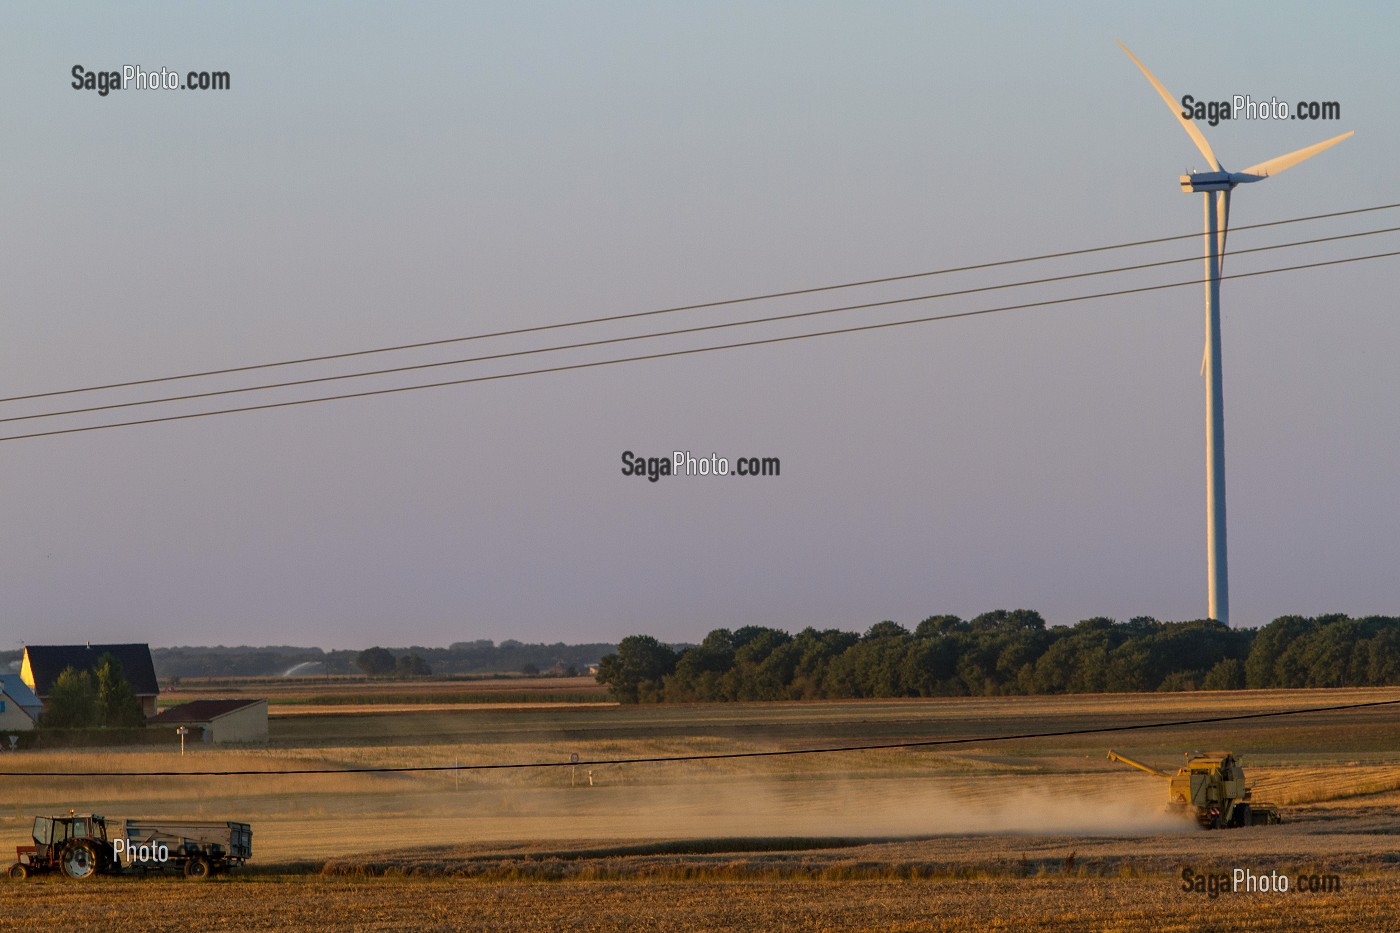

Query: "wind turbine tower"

xmin=1119 ymin=42 xmax=1352 ymax=625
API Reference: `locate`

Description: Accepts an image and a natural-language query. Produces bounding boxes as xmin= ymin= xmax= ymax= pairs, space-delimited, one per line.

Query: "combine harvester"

xmin=9 ymin=811 xmax=252 ymax=881
xmin=1107 ymin=750 xmax=1281 ymax=828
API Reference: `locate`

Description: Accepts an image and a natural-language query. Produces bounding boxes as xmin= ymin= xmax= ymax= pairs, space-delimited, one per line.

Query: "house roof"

xmin=0 ymin=674 xmax=43 ymax=715
xmin=149 ymin=699 xmax=266 ymax=723
xmin=22 ymin=644 xmax=160 ymax=697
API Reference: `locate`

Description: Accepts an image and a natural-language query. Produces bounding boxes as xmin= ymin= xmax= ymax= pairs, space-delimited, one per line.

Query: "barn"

xmin=149 ymin=698 xmax=269 ymax=744
xmin=21 ymin=644 xmax=160 ymax=717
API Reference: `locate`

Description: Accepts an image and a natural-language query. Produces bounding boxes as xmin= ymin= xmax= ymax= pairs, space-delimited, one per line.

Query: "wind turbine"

xmin=1118 ymin=41 xmax=1352 ymax=625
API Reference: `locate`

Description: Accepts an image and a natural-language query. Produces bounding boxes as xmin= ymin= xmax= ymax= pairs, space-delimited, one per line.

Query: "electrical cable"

xmin=4 ymin=201 xmax=1397 ymax=406
xmin=7 ymin=223 xmax=1397 ymax=429
xmin=3 ymin=247 xmax=1397 ymax=444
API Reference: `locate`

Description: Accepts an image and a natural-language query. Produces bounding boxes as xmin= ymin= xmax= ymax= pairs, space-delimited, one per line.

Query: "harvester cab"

xmin=1107 ymin=749 xmax=1281 ymax=828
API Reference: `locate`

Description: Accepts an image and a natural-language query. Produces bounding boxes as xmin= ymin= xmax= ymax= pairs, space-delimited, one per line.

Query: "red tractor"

xmin=10 ymin=812 xmax=113 ymax=880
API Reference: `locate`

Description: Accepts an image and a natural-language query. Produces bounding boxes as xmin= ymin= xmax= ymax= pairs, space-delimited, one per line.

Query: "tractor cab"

xmin=13 ymin=813 xmax=111 ymax=880
xmin=31 ymin=814 xmax=108 ymax=858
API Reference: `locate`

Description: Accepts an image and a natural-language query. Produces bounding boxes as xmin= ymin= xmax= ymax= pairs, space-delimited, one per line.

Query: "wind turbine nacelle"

xmin=1180 ymin=172 xmax=1233 ymax=193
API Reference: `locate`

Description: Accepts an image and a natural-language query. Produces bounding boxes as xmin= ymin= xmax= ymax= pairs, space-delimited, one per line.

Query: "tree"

xmin=1157 ymin=670 xmax=1199 ymax=692
xmin=94 ymin=653 xmax=145 ymax=727
xmin=1244 ymin=616 xmax=1316 ymax=688
xmin=724 ymin=629 xmax=795 ymax=700
xmin=787 ymin=627 xmax=858 ymax=699
xmin=41 ymin=667 xmax=98 ymax=729
xmin=901 ymin=636 xmax=960 ymax=696
xmin=596 ymin=635 xmax=677 ymax=703
xmin=969 ymin=609 xmax=1045 ymax=635
xmin=1202 ymin=657 xmax=1244 ymax=691
xmin=395 ymin=653 xmax=432 ymax=677
xmin=1364 ymin=626 xmax=1400 ymax=684
xmin=915 ymin=615 xmax=966 ymax=638
xmin=863 ymin=620 xmax=909 ymax=641
xmin=666 ymin=629 xmax=739 ymax=701
xmin=40 ymin=656 xmax=144 ymax=729
xmin=356 ymin=647 xmax=397 ymax=676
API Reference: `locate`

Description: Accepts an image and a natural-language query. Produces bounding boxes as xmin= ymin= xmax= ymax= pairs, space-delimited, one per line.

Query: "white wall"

xmin=0 ymin=694 xmax=37 ymax=732
xmin=208 ymin=701 xmax=269 ymax=743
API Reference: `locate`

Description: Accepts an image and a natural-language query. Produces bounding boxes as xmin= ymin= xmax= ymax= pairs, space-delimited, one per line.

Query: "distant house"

xmin=149 ymin=699 xmax=269 ymax=744
xmin=21 ymin=644 xmax=161 ymax=718
xmin=0 ymin=674 xmax=42 ymax=732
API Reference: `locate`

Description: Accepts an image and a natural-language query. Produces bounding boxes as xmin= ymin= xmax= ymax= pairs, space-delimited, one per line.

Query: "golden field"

xmin=8 ymin=875 xmax=1400 ymax=932
xmin=3 ymin=683 xmax=1400 ymax=930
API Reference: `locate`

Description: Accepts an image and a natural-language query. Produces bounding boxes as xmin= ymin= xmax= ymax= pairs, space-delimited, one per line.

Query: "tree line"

xmin=595 ymin=612 xmax=1400 ymax=703
xmin=144 ymin=640 xmax=616 ymax=678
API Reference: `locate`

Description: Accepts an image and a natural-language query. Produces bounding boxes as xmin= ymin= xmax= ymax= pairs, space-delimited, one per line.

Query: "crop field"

xmin=4 ymin=686 xmax=1400 ymax=930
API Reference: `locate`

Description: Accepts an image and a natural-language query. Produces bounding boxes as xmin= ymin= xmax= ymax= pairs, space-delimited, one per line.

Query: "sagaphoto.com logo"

xmin=71 ymin=64 xmax=230 ymax=97
xmin=1179 ymin=92 xmax=1341 ymax=127
xmin=620 ymin=450 xmax=781 ymax=483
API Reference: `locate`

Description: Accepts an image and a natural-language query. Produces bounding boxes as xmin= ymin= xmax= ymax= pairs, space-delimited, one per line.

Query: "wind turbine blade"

xmin=1117 ymin=41 xmax=1220 ymax=171
xmin=1238 ymin=131 xmax=1354 ymax=179
xmin=1201 ymin=341 xmax=1208 ymax=378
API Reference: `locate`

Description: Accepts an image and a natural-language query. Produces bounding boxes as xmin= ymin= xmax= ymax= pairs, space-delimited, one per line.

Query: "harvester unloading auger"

xmin=1107 ymin=750 xmax=1281 ymax=828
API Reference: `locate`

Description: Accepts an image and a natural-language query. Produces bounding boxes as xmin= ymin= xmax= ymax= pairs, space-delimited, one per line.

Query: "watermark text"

xmin=620 ymin=450 xmax=781 ymax=483
xmin=1180 ymin=866 xmax=1342 ymax=898
xmin=1180 ymin=94 xmax=1341 ymax=126
xmin=72 ymin=64 xmax=231 ymax=96
xmin=113 ymin=838 xmax=169 ymax=864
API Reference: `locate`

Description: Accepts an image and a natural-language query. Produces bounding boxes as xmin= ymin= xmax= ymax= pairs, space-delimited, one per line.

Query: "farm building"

xmin=149 ymin=698 xmax=269 ymax=743
xmin=0 ymin=674 xmax=43 ymax=732
xmin=21 ymin=643 xmax=160 ymax=717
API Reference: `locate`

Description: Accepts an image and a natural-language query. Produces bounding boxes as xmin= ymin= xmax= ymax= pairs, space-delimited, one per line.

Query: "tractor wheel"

xmin=60 ymin=841 xmax=100 ymax=880
xmin=8 ymin=863 xmax=28 ymax=881
xmin=184 ymin=856 xmax=212 ymax=881
xmin=1234 ymin=804 xmax=1251 ymax=828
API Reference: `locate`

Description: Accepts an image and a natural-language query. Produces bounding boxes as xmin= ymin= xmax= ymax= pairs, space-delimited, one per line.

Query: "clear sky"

xmin=2 ymin=2 xmax=1397 ymax=649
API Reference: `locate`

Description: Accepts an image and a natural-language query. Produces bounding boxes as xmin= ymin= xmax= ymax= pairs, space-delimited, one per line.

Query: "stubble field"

xmin=3 ymin=683 xmax=1399 ymax=930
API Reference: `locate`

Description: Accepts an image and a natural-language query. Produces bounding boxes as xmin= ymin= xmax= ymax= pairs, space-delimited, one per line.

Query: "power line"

xmin=3 ymin=694 xmax=1396 ymax=778
xmin=3 ymin=247 xmax=1397 ymax=444
xmin=5 ymin=201 xmax=1398 ymax=406
xmin=8 ymin=224 xmax=1398 ymax=429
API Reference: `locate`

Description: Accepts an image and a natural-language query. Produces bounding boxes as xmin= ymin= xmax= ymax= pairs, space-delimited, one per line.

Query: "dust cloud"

xmin=518 ymin=774 xmax=1197 ymax=840
xmin=251 ymin=771 xmax=1192 ymax=861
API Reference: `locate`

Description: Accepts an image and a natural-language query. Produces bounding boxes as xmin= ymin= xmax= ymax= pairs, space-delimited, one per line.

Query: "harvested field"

xmin=4 ymin=687 xmax=1399 ymax=929
xmin=4 ymin=874 xmax=1397 ymax=932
